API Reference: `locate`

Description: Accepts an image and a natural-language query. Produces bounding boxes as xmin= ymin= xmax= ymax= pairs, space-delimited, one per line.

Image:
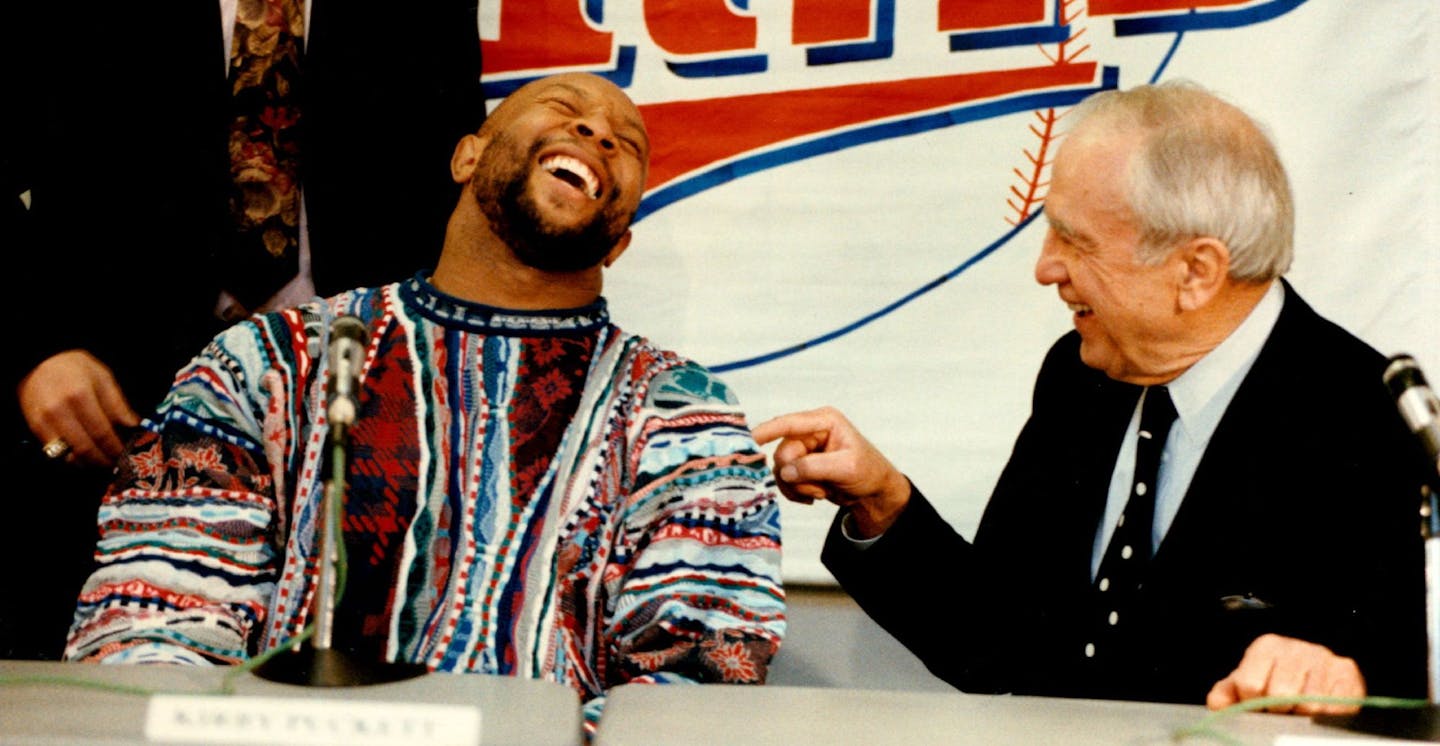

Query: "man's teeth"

xmin=541 ymin=155 xmax=600 ymax=199
xmin=1068 ymin=302 xmax=1093 ymax=316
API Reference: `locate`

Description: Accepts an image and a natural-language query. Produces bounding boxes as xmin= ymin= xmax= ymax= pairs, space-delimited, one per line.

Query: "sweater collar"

xmin=398 ymin=272 xmax=609 ymax=336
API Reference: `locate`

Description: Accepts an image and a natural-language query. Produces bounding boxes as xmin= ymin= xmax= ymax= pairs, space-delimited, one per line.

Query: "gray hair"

xmin=1065 ymin=80 xmax=1293 ymax=281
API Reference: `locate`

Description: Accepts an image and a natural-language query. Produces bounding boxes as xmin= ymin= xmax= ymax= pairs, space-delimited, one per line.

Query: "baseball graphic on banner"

xmin=480 ymin=1 xmax=1440 ymax=582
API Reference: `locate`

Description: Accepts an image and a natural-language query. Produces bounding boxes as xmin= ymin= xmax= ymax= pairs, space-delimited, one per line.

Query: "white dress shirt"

xmin=1090 ymin=280 xmax=1284 ymax=577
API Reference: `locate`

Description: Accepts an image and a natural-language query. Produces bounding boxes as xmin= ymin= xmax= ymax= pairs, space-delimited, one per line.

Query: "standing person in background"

xmin=2 ymin=0 xmax=485 ymax=659
xmin=756 ymin=80 xmax=1429 ymax=714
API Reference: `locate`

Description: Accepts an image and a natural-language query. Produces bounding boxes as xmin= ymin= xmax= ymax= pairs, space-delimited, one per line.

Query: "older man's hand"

xmin=751 ymin=406 xmax=911 ymax=538
xmin=1207 ymin=633 xmax=1365 ymax=715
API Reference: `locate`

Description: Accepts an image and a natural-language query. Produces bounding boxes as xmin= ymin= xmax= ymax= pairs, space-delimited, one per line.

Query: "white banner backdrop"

xmin=481 ymin=0 xmax=1440 ymax=583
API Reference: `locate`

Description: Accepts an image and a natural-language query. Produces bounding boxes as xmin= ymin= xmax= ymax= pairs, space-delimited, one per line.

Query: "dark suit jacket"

xmin=824 ymin=282 xmax=1430 ymax=702
xmin=5 ymin=0 xmax=484 ymax=411
xmin=0 ymin=0 xmax=484 ymax=659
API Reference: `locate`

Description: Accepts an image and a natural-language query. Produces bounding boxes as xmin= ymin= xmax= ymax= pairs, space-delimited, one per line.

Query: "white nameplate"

xmin=144 ymin=694 xmax=481 ymax=745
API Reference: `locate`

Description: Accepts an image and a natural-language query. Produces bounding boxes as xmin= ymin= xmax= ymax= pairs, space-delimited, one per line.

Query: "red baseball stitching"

xmin=1007 ymin=0 xmax=1089 ymax=226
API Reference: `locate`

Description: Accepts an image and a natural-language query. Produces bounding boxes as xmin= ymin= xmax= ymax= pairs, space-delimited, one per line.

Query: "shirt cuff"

xmin=839 ymin=511 xmax=885 ymax=550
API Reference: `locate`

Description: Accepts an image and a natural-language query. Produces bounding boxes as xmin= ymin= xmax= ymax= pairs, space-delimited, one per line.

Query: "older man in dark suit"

xmin=754 ymin=81 xmax=1429 ymax=714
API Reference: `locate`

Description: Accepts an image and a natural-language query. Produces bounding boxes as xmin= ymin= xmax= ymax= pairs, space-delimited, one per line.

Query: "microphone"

xmin=256 ymin=311 xmax=424 ymax=686
xmin=1384 ymin=354 xmax=1440 ymax=707
xmin=1383 ymin=354 xmax=1440 ymax=479
xmin=327 ymin=315 xmax=368 ymax=429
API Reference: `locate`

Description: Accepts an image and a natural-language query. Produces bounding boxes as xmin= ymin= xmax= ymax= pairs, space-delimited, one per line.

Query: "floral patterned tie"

xmin=225 ymin=0 xmax=304 ymax=315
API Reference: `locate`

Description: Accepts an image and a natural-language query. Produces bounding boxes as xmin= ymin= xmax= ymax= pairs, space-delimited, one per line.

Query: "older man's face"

xmin=1034 ymin=127 xmax=1187 ymax=385
xmin=470 ymin=74 xmax=650 ymax=272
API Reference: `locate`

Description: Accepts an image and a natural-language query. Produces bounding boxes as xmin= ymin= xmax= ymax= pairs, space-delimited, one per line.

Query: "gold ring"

xmin=42 ymin=438 xmax=71 ymax=460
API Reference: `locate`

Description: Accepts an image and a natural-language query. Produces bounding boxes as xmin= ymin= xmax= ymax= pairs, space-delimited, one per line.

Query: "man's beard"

xmin=471 ymin=135 xmax=630 ymax=273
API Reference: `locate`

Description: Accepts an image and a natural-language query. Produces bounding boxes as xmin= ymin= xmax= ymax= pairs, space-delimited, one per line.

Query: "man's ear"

xmin=1175 ymin=236 xmax=1231 ymax=312
xmin=602 ymin=231 xmax=633 ymax=269
xmin=450 ymin=134 xmax=488 ymax=184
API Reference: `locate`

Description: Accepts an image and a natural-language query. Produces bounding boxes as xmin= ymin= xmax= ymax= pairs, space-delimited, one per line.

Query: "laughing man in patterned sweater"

xmin=64 ymin=73 xmax=786 ymax=730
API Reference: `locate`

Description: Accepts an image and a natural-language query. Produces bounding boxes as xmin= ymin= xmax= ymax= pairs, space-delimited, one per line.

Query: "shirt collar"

xmin=1165 ymin=281 xmax=1284 ymax=441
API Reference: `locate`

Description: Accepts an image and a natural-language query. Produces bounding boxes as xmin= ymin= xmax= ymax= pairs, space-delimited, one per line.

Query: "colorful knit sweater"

xmin=65 ymin=276 xmax=786 ymax=725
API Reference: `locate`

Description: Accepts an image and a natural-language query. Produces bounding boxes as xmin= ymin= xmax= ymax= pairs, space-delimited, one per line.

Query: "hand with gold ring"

xmin=42 ymin=438 xmax=72 ymax=460
xmin=18 ymin=350 xmax=140 ymax=468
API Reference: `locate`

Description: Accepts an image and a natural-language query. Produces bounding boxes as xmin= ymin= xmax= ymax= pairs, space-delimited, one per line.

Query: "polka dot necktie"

xmin=1087 ymin=385 xmax=1177 ymax=660
xmin=223 ymin=0 xmax=305 ymax=316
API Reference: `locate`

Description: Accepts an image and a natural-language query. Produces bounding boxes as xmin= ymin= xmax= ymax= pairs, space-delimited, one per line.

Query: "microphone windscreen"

xmin=331 ymin=315 xmax=368 ymax=345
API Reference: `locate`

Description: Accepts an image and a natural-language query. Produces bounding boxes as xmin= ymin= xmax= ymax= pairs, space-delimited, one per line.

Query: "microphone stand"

xmin=255 ymin=324 xmax=427 ymax=687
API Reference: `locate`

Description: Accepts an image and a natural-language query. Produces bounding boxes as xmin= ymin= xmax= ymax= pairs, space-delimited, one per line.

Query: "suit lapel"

xmin=1150 ymin=281 xmax=1315 ymax=574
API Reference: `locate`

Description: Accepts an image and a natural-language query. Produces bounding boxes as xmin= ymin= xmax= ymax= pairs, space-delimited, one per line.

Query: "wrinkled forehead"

xmin=487 ymin=74 xmax=648 ymax=147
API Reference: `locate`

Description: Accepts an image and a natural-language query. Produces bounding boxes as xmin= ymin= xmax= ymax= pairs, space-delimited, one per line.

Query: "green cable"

xmin=1172 ymin=694 xmax=1432 ymax=743
xmin=0 ymin=674 xmax=159 ymax=697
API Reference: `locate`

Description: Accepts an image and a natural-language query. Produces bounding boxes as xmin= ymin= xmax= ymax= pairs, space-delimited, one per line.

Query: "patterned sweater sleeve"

xmin=64 ymin=310 xmax=316 ymax=664
xmin=589 ymin=359 xmax=786 ymax=727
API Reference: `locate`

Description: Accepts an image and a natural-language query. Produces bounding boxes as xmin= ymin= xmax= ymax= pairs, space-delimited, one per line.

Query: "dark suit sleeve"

xmin=822 ymin=335 xmax=1124 ymax=695
xmin=821 ymin=485 xmax=987 ymax=688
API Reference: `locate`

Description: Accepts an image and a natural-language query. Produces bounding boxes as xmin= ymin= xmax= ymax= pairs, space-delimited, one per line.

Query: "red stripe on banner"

xmin=638 ymin=61 xmax=1098 ymax=190
xmin=645 ymin=0 xmax=758 ymax=56
xmin=481 ymin=0 xmax=614 ymax=74
xmin=938 ymin=0 xmax=1047 ymax=30
xmin=793 ymin=0 xmax=874 ymax=45
xmin=1090 ymin=0 xmax=1252 ymax=14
